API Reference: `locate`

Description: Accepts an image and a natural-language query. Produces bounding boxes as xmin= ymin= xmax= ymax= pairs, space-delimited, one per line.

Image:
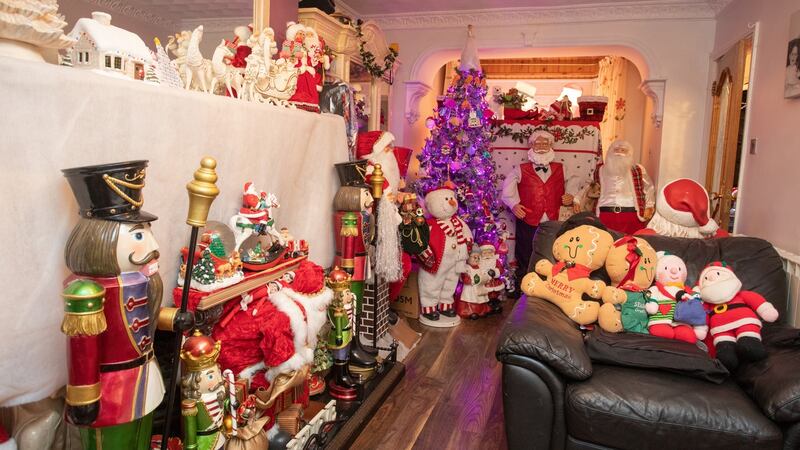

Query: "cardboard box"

xmin=392 ymin=269 xmax=419 ymax=319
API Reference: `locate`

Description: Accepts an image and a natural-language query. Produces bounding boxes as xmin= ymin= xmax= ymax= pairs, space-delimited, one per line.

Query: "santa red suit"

xmin=456 ymin=244 xmax=503 ymax=319
xmin=638 ymin=178 xmax=729 ymax=239
xmin=288 ymin=26 xmax=329 ymax=112
xmin=585 ymin=141 xmax=655 ymax=234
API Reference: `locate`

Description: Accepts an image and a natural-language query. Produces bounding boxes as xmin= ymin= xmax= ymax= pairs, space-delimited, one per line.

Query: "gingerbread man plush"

xmin=521 ymin=215 xmax=613 ymax=325
xmin=598 ymin=236 xmax=657 ymax=334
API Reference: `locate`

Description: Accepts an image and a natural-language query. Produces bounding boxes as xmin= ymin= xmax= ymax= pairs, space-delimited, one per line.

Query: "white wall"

xmin=715 ymin=0 xmax=800 ymax=252
xmin=386 ymin=18 xmax=717 ymax=188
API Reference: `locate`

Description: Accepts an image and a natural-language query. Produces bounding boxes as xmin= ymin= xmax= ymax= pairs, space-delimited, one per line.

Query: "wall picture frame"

xmin=785 ymin=9 xmax=800 ymax=99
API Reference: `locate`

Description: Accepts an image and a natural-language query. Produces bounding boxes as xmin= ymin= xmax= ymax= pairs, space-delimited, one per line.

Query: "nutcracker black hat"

xmin=62 ymin=160 xmax=157 ymax=223
xmin=334 ymin=159 xmax=369 ymax=188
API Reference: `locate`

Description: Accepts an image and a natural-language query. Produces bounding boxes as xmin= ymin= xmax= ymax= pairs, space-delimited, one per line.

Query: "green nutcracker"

xmin=326 ymin=267 xmax=358 ymax=400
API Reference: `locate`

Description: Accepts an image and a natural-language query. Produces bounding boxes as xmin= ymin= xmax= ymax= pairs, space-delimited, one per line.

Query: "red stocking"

xmin=648 ymin=323 xmax=675 ymax=340
xmin=672 ymin=324 xmax=697 ymax=344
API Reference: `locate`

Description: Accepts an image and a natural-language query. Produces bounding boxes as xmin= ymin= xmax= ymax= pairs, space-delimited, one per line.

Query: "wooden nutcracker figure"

xmin=60 ymin=161 xmax=194 ymax=450
xmin=326 ymin=267 xmax=358 ymax=400
xmin=179 ymin=331 xmax=230 ymax=450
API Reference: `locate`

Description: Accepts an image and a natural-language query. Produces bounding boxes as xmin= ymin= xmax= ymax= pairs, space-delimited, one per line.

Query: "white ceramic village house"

xmin=67 ymin=11 xmax=154 ymax=80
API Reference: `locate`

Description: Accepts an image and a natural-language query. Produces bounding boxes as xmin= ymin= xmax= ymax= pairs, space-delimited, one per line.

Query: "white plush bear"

xmin=418 ymin=184 xmax=473 ymax=327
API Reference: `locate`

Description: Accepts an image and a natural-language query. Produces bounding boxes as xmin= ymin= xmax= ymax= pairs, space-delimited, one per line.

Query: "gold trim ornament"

xmin=103 ymin=172 xmax=145 ymax=207
xmin=66 ymin=382 xmax=102 ymax=406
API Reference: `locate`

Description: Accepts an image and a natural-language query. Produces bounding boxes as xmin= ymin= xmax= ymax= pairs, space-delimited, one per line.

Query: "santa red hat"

xmin=356 ymin=131 xmax=395 ymax=159
xmin=698 ymin=261 xmax=735 ymax=284
xmin=287 ymin=260 xmax=326 ymax=295
xmin=393 ymin=146 xmax=413 ymax=178
xmin=656 ymin=178 xmax=719 ymax=235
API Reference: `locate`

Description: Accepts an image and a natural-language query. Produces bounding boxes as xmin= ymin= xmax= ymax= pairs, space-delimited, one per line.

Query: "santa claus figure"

xmin=456 ymin=244 xmax=503 ymax=320
xmin=502 ymin=130 xmax=573 ymax=293
xmin=287 ymin=24 xmax=330 ymax=112
xmin=642 ymin=178 xmax=727 ymax=239
xmin=418 ymin=182 xmax=473 ymax=327
xmin=698 ymin=262 xmax=779 ymax=370
xmin=578 ymin=140 xmax=655 ymax=234
xmin=356 ymin=131 xmax=414 ymax=299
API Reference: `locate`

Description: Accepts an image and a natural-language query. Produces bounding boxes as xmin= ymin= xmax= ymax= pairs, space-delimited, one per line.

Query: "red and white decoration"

xmin=491 ymin=120 xmax=601 ymax=263
xmin=646 ymin=178 xmax=723 ymax=239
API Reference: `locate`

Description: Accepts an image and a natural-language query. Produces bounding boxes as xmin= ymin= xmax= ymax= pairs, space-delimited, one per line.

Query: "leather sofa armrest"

xmin=496 ymin=296 xmax=592 ymax=380
xmin=736 ymin=325 xmax=800 ymax=423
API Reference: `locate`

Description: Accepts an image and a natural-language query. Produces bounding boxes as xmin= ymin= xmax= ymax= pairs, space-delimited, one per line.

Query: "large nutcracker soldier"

xmin=61 ymin=161 xmax=193 ymax=450
xmin=332 ymin=160 xmax=377 ymax=368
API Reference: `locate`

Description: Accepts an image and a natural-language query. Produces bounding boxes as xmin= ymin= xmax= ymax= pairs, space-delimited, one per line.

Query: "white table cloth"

xmin=0 ymin=57 xmax=348 ymax=406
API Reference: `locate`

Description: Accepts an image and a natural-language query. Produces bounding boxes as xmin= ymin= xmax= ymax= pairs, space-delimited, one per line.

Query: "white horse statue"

xmin=210 ymin=39 xmax=242 ymax=98
xmin=184 ymin=25 xmax=212 ymax=92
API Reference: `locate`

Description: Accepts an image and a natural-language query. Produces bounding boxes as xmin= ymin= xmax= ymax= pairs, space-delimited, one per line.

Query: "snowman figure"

xmin=418 ymin=181 xmax=473 ymax=327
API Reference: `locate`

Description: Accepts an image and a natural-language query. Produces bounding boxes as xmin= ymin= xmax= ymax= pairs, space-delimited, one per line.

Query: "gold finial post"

xmin=186 ymin=157 xmax=220 ymax=227
xmin=253 ymin=0 xmax=270 ymax=36
xmin=370 ymin=164 xmax=385 ymax=200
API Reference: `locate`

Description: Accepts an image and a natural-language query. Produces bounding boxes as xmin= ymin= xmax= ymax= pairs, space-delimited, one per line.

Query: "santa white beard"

xmin=376 ymin=197 xmax=403 ymax=282
xmin=367 ymin=149 xmax=401 ymax=192
xmin=647 ymin=211 xmax=709 ymax=239
xmin=528 ymin=149 xmax=555 ymax=166
xmin=699 ymin=276 xmax=742 ymax=304
xmin=604 ymin=152 xmax=634 ymax=177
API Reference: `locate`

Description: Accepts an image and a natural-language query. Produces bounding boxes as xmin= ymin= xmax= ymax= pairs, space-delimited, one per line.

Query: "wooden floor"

xmin=351 ymin=303 xmax=513 ymax=450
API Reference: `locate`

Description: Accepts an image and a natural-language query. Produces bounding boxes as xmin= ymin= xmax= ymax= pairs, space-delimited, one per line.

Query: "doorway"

xmin=705 ymin=36 xmax=753 ymax=233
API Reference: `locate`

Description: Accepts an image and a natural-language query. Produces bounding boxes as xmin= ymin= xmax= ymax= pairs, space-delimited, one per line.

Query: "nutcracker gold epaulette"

xmin=340 ymin=212 xmax=359 ymax=237
xmin=61 ymin=279 xmax=107 ymax=337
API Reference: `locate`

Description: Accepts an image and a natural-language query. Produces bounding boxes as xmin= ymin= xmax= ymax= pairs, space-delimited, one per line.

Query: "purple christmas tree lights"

xmin=415 ymin=68 xmax=504 ymax=248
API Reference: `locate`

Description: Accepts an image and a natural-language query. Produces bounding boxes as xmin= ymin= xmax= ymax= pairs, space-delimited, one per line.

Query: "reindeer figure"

xmin=210 ymin=39 xmax=242 ymax=98
xmin=184 ymin=25 xmax=212 ymax=92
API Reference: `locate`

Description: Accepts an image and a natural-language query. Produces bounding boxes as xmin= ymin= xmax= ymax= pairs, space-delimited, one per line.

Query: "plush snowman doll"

xmin=418 ymin=182 xmax=473 ymax=327
xmin=646 ymin=252 xmax=704 ymax=343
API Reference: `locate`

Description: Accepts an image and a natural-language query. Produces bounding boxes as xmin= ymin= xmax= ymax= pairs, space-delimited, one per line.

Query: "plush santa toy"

xmin=641 ymin=178 xmax=728 ymax=239
xmin=646 ymin=252 xmax=705 ymax=343
xmin=418 ymin=182 xmax=473 ymax=327
xmin=502 ymin=130 xmax=573 ymax=293
xmin=698 ymin=262 xmax=779 ymax=370
xmin=578 ymin=140 xmax=655 ymax=234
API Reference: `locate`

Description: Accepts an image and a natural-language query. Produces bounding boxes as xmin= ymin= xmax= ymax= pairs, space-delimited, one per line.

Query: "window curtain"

xmin=596 ymin=56 xmax=627 ymax=153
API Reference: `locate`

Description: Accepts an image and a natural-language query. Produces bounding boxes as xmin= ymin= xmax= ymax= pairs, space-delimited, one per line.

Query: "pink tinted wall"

xmin=272 ymin=0 xmax=298 ymax=44
xmin=715 ymin=0 xmax=800 ymax=252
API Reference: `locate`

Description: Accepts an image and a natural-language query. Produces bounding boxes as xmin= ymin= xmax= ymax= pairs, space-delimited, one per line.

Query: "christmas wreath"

xmin=354 ymin=21 xmax=398 ymax=84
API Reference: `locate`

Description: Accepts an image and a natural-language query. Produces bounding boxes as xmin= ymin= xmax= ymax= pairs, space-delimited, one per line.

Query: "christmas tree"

xmin=192 ymin=249 xmax=216 ymax=285
xmin=415 ymin=27 xmax=503 ymax=247
xmin=208 ymin=233 xmax=227 ymax=258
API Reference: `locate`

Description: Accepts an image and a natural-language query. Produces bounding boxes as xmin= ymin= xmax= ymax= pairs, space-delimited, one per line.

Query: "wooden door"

xmin=705 ymin=37 xmax=751 ymax=231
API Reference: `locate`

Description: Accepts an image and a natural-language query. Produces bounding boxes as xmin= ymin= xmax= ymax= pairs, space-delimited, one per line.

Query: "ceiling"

xmin=341 ymin=0 xmax=724 ymax=16
xmin=121 ymin=1 xmax=253 ymax=21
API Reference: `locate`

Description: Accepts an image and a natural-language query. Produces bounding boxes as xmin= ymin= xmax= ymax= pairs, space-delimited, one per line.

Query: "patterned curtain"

xmin=596 ymin=56 xmax=627 ymax=153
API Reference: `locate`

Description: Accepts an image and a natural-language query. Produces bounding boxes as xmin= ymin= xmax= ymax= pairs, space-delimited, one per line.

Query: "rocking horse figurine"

xmin=230 ymin=183 xmax=286 ymax=254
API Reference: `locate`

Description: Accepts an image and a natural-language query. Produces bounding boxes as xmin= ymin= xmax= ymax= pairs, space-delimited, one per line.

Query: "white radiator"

xmin=776 ymin=247 xmax=800 ymax=327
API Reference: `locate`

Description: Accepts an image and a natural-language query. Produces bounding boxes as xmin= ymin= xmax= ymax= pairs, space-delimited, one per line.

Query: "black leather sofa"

xmin=496 ymin=221 xmax=800 ymax=449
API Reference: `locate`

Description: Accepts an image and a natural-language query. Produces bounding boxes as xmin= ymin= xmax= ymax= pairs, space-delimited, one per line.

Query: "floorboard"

xmin=351 ymin=302 xmax=513 ymax=450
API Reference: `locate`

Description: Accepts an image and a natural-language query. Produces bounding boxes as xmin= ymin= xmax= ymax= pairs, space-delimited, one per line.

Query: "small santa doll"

xmin=640 ymin=178 xmax=728 ymax=239
xmin=502 ymin=130 xmax=573 ymax=293
xmin=477 ymin=243 xmax=505 ymax=313
xmin=698 ymin=262 xmax=779 ymax=370
xmin=418 ymin=181 xmax=473 ymax=327
xmin=456 ymin=244 xmax=503 ymax=320
xmin=577 ymin=140 xmax=655 ymax=234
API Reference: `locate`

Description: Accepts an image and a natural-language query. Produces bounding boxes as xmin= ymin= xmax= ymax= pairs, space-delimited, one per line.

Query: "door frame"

xmin=707 ymin=22 xmax=760 ymax=235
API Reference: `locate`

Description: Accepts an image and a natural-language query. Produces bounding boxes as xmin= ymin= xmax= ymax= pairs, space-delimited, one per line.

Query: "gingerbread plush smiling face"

xmin=552 ymin=225 xmax=614 ymax=271
xmin=605 ymin=236 xmax=657 ymax=289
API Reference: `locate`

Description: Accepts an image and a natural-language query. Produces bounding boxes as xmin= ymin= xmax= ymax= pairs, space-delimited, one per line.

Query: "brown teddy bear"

xmin=598 ymin=236 xmax=658 ymax=333
xmin=521 ymin=214 xmax=614 ymax=325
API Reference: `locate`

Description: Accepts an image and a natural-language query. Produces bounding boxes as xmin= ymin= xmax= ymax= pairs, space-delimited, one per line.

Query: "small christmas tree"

xmin=144 ymin=65 xmax=159 ymax=84
xmin=208 ymin=234 xmax=227 ymax=258
xmin=153 ymin=37 xmax=183 ymax=88
xmin=311 ymin=336 xmax=333 ymax=374
xmin=192 ymin=249 xmax=216 ymax=285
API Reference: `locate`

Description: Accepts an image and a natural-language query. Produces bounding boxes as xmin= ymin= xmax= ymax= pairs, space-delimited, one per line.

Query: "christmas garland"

xmin=354 ymin=21 xmax=398 ymax=84
xmin=492 ymin=124 xmax=596 ymax=145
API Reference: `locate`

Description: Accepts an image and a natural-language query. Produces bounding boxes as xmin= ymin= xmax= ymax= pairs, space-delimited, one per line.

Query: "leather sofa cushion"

xmin=566 ymin=365 xmax=783 ymax=450
xmin=736 ymin=325 xmax=800 ymax=422
xmin=497 ymin=297 xmax=592 ymax=380
xmin=586 ymin=329 xmax=729 ymax=383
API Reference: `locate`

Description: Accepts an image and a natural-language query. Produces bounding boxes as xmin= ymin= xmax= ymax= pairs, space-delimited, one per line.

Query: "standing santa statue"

xmin=642 ymin=178 xmax=726 ymax=238
xmin=576 ymin=140 xmax=655 ymax=234
xmin=418 ymin=181 xmax=473 ymax=327
xmin=502 ymin=130 xmax=573 ymax=294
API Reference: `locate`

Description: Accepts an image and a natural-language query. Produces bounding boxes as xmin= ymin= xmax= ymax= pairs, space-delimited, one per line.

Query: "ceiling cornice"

xmin=364 ymin=0 xmax=732 ymax=30
xmin=335 ymin=0 xmax=362 ymax=20
xmin=77 ymin=0 xmax=177 ymax=28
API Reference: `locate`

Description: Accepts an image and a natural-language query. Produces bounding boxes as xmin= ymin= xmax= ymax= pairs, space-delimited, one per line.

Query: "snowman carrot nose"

xmin=449 ymin=199 xmax=457 ymax=207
